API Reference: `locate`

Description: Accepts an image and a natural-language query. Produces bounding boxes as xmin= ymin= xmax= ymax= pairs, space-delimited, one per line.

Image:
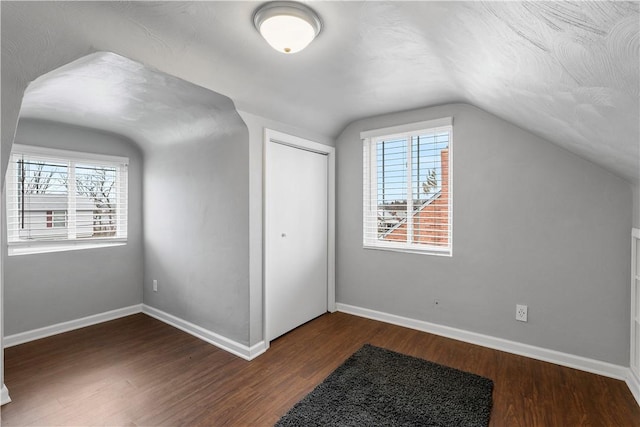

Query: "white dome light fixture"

xmin=253 ymin=1 xmax=322 ymax=54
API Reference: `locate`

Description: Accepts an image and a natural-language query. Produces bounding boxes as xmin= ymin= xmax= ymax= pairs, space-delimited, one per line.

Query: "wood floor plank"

xmin=1 ymin=312 xmax=638 ymax=426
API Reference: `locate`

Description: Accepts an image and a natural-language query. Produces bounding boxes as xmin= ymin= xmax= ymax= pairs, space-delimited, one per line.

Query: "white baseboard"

xmin=142 ymin=304 xmax=267 ymax=361
xmin=1 ymin=303 xmax=268 ymax=362
xmin=3 ymin=304 xmax=143 ymax=348
xmin=336 ymin=303 xmax=630 ymax=381
xmin=1 ymin=384 xmax=11 ymax=405
xmin=248 ymin=340 xmax=269 ymax=360
xmin=627 ymin=369 xmax=640 ymax=406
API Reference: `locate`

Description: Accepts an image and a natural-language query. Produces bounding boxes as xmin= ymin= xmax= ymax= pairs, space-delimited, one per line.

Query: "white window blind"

xmin=362 ymin=120 xmax=452 ymax=255
xmin=6 ymin=144 xmax=128 ymax=254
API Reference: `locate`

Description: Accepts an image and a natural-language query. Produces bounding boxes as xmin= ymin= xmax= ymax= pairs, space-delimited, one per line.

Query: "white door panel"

xmin=266 ymin=141 xmax=328 ymax=341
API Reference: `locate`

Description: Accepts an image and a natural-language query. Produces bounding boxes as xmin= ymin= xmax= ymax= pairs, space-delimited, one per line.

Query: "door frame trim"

xmin=263 ymin=129 xmax=336 ymax=347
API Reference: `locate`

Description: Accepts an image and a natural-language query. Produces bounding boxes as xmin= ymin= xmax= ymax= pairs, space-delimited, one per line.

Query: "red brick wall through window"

xmin=385 ymin=148 xmax=449 ymax=246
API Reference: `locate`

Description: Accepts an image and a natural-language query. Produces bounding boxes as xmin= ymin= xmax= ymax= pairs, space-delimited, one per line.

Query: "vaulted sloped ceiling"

xmin=19 ymin=52 xmax=243 ymax=151
xmin=3 ymin=1 xmax=638 ymax=182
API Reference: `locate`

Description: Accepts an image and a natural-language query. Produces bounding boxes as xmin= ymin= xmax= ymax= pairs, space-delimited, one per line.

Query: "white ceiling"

xmin=3 ymin=1 xmax=639 ymax=182
xmin=20 ymin=52 xmax=243 ymax=151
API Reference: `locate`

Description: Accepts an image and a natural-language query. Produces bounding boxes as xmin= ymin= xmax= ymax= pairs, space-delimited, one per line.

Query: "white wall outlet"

xmin=516 ymin=304 xmax=528 ymax=322
xmin=153 ymin=279 xmax=158 ymax=292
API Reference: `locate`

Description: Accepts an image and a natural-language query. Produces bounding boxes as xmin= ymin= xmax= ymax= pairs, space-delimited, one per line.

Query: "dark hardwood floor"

xmin=1 ymin=312 xmax=638 ymax=426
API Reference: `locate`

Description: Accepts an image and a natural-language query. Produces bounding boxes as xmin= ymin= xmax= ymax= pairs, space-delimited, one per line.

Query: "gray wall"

xmin=4 ymin=118 xmax=143 ymax=335
xmin=238 ymin=110 xmax=334 ymax=346
xmin=143 ymin=100 xmax=251 ymax=345
xmin=336 ymin=103 xmax=632 ymax=365
xmin=0 ymin=17 xmax=84 ymax=389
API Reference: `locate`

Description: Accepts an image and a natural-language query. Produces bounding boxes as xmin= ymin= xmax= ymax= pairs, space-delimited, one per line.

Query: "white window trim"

xmin=7 ymin=144 xmax=129 ymax=256
xmin=362 ymin=118 xmax=453 ymax=256
xmin=11 ymin=144 xmax=129 ymax=164
xmin=9 ymin=240 xmax=127 ymax=257
xmin=360 ymin=117 xmax=453 ymax=140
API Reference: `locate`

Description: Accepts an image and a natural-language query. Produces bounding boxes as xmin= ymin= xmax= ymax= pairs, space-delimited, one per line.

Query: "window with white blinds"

xmin=362 ymin=118 xmax=452 ymax=255
xmin=6 ymin=144 xmax=128 ymax=255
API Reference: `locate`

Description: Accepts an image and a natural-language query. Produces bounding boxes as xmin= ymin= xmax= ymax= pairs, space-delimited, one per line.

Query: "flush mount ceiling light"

xmin=253 ymin=1 xmax=322 ymax=54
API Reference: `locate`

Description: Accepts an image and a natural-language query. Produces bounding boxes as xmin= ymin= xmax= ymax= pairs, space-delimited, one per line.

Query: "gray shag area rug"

xmin=275 ymin=344 xmax=493 ymax=427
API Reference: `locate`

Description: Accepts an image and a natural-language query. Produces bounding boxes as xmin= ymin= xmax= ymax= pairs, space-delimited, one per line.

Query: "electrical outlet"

xmin=153 ymin=279 xmax=158 ymax=292
xmin=516 ymin=304 xmax=528 ymax=322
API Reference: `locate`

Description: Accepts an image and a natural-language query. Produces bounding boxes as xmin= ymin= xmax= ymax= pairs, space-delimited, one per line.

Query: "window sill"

xmin=8 ymin=240 xmax=127 ymax=256
xmin=363 ymin=244 xmax=452 ymax=257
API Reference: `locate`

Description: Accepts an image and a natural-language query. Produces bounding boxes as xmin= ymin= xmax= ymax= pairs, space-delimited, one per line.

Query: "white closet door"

xmin=265 ymin=141 xmax=328 ymax=341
